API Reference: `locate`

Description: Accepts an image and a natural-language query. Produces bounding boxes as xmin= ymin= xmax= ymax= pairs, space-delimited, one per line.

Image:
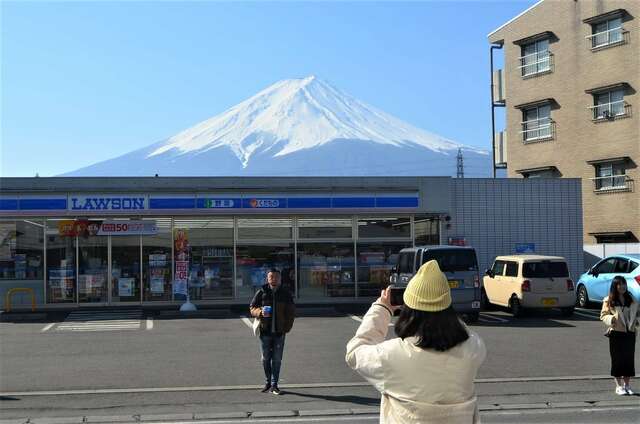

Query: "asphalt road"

xmin=1 ymin=305 xmax=639 ymax=423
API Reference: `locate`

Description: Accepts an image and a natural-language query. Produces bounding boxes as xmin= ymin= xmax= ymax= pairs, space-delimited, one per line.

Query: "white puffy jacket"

xmin=346 ymin=303 xmax=486 ymax=424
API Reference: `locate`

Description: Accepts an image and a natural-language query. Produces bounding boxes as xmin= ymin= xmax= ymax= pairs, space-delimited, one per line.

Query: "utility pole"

xmin=456 ymin=148 xmax=464 ymax=178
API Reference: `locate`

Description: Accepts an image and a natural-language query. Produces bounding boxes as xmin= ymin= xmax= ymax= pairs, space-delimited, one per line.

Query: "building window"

xmin=593 ymin=162 xmax=629 ymax=191
xmin=521 ymin=104 xmax=553 ymax=142
xmin=519 ymin=38 xmax=551 ymax=77
xmin=588 ymin=16 xmax=626 ymax=49
xmin=590 ymin=89 xmax=629 ymax=120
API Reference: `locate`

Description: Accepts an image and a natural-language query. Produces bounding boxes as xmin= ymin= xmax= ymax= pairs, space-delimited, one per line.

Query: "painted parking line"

xmin=56 ymin=310 xmax=142 ymax=332
xmin=479 ymin=313 xmax=510 ymax=323
xmin=349 ymin=314 xmax=395 ymax=327
xmin=146 ymin=318 xmax=154 ymax=330
xmin=240 ymin=316 xmax=253 ymax=329
xmin=41 ymin=323 xmax=56 ymax=332
xmin=574 ymin=311 xmax=599 ymax=320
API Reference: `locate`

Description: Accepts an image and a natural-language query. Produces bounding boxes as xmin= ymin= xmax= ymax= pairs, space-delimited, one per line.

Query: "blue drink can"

xmin=263 ymin=305 xmax=272 ymax=317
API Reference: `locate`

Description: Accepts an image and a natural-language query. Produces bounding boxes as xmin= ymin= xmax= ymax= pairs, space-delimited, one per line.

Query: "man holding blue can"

xmin=250 ymin=269 xmax=296 ymax=395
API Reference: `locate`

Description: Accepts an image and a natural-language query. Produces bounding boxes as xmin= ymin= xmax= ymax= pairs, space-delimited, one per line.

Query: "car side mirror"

xmin=391 ymin=265 xmax=398 ymax=274
xmin=485 ymin=269 xmax=494 ymax=278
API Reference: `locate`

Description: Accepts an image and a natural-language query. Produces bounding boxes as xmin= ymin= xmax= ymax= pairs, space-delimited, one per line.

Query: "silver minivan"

xmin=390 ymin=246 xmax=482 ymax=321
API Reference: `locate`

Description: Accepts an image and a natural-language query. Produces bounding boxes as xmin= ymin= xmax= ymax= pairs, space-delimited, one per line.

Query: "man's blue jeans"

xmin=259 ymin=333 xmax=285 ymax=385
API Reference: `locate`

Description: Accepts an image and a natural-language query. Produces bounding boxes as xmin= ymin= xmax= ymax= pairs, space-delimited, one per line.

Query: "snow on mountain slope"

xmin=63 ymin=76 xmax=490 ymax=177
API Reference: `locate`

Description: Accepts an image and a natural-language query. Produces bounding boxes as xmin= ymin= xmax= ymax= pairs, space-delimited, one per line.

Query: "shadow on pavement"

xmin=281 ymin=390 xmax=379 ymax=406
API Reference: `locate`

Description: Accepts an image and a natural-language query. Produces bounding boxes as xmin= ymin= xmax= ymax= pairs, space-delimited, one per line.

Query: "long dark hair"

xmin=394 ymin=305 xmax=469 ymax=351
xmin=608 ymin=275 xmax=633 ymax=307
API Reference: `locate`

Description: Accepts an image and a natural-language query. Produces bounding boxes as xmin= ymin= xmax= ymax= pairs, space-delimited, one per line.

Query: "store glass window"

xmin=78 ymin=221 xmax=108 ymax=303
xmin=0 ymin=220 xmax=44 ymax=306
xmin=238 ymin=218 xmax=292 ymax=240
xmin=357 ymin=242 xmax=411 ymax=297
xmin=414 ymin=215 xmax=440 ymax=246
xmin=46 ymin=219 xmax=77 ymax=303
xmin=174 ymin=218 xmax=234 ymax=301
xmin=358 ymin=217 xmax=411 ymax=239
xmin=298 ymin=217 xmax=353 ymax=239
xmin=143 ymin=218 xmax=173 ymax=301
xmin=298 ymin=243 xmax=355 ymax=299
xmin=236 ymin=244 xmax=294 ymax=300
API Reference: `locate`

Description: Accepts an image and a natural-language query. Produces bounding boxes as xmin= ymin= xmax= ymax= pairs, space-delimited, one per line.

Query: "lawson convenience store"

xmin=0 ymin=176 xmax=583 ymax=308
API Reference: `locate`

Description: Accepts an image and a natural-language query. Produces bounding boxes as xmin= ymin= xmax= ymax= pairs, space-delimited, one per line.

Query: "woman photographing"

xmin=600 ymin=275 xmax=639 ymax=395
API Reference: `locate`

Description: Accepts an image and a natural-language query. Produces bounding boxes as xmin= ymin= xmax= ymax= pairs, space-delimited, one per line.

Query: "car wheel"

xmin=466 ymin=312 xmax=480 ymax=323
xmin=481 ymin=288 xmax=492 ymax=310
xmin=509 ymin=296 xmax=523 ymax=317
xmin=576 ymin=285 xmax=590 ymax=308
xmin=561 ymin=307 xmax=574 ymax=317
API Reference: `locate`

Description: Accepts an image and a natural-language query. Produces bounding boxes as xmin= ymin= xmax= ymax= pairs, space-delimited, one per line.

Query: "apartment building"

xmin=489 ymin=0 xmax=639 ymax=245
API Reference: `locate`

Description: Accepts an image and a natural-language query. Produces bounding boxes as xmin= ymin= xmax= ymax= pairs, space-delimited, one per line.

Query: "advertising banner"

xmin=173 ymin=229 xmax=190 ymax=296
xmin=98 ymin=220 xmax=157 ymax=236
xmin=118 ymin=278 xmax=135 ymax=297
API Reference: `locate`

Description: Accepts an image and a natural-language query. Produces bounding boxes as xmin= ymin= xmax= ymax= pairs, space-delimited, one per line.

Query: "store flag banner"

xmin=118 ymin=278 xmax=135 ymax=297
xmin=98 ymin=220 xmax=157 ymax=236
xmin=173 ymin=229 xmax=190 ymax=296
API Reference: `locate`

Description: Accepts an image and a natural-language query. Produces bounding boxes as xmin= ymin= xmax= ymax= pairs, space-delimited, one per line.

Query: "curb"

xmin=3 ymin=400 xmax=640 ymax=424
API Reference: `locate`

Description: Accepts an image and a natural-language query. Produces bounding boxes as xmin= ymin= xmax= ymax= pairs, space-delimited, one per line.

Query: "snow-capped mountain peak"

xmin=147 ymin=75 xmax=468 ymax=167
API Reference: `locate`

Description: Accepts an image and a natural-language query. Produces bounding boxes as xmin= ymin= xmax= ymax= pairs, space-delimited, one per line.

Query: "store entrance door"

xmin=110 ymin=235 xmax=142 ymax=304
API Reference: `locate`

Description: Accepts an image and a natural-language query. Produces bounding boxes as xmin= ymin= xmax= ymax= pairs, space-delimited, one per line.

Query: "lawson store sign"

xmin=0 ymin=193 xmax=419 ymax=213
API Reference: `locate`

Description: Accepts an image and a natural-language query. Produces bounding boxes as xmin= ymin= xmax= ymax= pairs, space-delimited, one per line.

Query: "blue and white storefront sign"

xmin=69 ymin=195 xmax=147 ymax=211
xmin=515 ymin=243 xmax=536 ymax=254
xmin=0 ymin=192 xmax=420 ymax=214
xmin=196 ymin=198 xmax=241 ymax=209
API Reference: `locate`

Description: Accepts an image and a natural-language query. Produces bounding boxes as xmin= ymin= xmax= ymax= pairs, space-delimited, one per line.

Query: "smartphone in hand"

xmin=389 ymin=286 xmax=405 ymax=306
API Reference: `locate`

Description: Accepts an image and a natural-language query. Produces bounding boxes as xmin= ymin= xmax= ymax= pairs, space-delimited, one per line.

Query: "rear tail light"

xmin=635 ymin=275 xmax=640 ymax=286
xmin=566 ymin=279 xmax=574 ymax=291
xmin=474 ymin=275 xmax=480 ymax=288
xmin=521 ymin=280 xmax=531 ymax=292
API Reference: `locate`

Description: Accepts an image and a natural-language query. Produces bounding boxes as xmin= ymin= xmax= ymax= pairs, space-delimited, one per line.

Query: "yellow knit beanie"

xmin=403 ymin=260 xmax=452 ymax=312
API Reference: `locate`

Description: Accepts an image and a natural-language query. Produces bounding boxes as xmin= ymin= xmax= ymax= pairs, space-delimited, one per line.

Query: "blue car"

xmin=576 ymin=254 xmax=640 ymax=308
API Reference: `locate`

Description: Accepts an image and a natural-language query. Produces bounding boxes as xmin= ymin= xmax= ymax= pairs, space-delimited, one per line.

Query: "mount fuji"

xmin=63 ymin=76 xmax=491 ymax=177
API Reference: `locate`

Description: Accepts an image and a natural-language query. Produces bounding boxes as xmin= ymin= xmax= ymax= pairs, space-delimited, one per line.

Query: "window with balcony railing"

xmin=587 ymin=17 xmax=627 ymax=49
xmin=589 ymin=89 xmax=630 ymax=121
xmin=593 ymin=162 xmax=631 ymax=192
xmin=521 ymin=104 xmax=553 ymax=142
xmin=519 ymin=39 xmax=551 ymax=77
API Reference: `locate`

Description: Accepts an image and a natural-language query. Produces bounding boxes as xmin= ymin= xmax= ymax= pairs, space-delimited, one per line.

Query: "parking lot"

xmin=1 ymin=304 xmax=639 ymax=422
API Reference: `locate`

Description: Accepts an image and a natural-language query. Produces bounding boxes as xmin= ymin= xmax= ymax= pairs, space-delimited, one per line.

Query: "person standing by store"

xmin=249 ymin=269 xmax=295 ymax=395
xmin=346 ymin=260 xmax=486 ymax=424
xmin=600 ymin=275 xmax=639 ymax=395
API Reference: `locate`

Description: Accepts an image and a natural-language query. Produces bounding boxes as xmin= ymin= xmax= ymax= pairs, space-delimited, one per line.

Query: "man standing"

xmin=249 ymin=269 xmax=295 ymax=395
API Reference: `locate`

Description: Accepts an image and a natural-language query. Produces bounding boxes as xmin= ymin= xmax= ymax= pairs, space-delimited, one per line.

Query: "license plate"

xmin=542 ymin=298 xmax=557 ymax=306
xmin=448 ymin=280 xmax=459 ymax=289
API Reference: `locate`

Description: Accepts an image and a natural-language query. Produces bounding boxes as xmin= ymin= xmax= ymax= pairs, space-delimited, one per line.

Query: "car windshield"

xmin=522 ymin=261 xmax=568 ymax=278
xmin=422 ymin=249 xmax=478 ymax=272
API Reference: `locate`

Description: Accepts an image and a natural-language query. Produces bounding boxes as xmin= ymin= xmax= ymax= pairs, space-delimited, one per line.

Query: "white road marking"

xmin=479 ymin=313 xmax=509 ymax=323
xmin=146 ymin=318 xmax=154 ymax=330
xmin=241 ymin=316 xmax=253 ymax=329
xmin=41 ymin=323 xmax=56 ymax=332
xmin=574 ymin=311 xmax=599 ymax=319
xmin=56 ymin=310 xmax=142 ymax=332
xmin=149 ymin=418 xmax=378 ymax=424
xmin=0 ymin=375 xmax=614 ymax=397
xmin=348 ymin=314 xmax=362 ymax=323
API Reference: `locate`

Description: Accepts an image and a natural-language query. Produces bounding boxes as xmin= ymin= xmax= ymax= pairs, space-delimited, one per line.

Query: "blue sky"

xmin=1 ymin=0 xmax=535 ymax=177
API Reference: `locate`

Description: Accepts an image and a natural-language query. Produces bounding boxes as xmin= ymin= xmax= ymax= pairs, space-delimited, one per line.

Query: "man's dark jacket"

xmin=249 ymin=284 xmax=295 ymax=334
